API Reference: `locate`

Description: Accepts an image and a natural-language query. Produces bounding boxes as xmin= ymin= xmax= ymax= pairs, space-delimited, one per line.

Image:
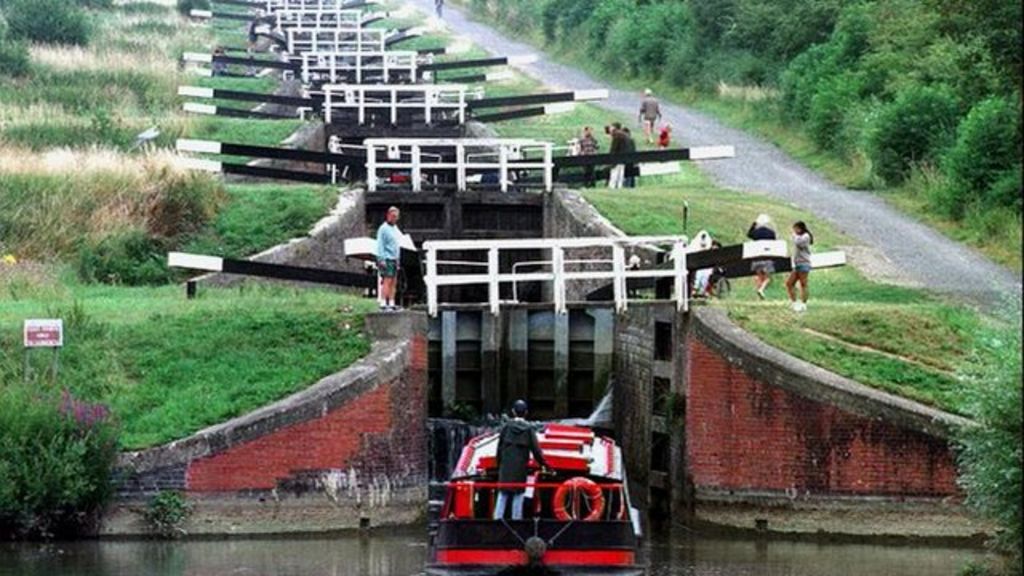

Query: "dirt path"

xmin=411 ymin=0 xmax=1020 ymax=310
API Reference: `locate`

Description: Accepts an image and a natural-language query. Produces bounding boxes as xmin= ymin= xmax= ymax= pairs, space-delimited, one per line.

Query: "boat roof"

xmin=450 ymin=423 xmax=624 ymax=481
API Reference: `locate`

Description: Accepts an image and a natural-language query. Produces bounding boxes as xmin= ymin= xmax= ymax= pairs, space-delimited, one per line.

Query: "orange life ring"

xmin=552 ymin=477 xmax=605 ymax=521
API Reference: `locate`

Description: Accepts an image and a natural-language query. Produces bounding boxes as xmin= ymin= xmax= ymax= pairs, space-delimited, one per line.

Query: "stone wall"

xmin=612 ymin=303 xmax=655 ymax=510
xmin=685 ymin=308 xmax=968 ymax=501
xmin=105 ymin=312 xmax=429 ymax=536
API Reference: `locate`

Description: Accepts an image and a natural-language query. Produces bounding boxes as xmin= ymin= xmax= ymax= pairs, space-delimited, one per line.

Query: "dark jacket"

xmin=608 ymin=130 xmax=627 ymax=156
xmin=496 ymin=419 xmax=548 ymax=491
xmin=747 ymin=224 xmax=776 ymax=241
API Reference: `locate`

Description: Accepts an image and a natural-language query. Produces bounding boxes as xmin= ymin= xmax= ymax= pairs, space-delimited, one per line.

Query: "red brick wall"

xmin=686 ymin=338 xmax=959 ymax=497
xmin=186 ymin=335 xmax=428 ymax=492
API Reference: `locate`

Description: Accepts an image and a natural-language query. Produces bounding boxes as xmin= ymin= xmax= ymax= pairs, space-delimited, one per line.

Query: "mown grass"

xmin=582 ymin=167 xmax=991 ymax=414
xmin=184 ymin=183 xmax=337 ymax=258
xmin=0 ymin=283 xmax=375 ymax=449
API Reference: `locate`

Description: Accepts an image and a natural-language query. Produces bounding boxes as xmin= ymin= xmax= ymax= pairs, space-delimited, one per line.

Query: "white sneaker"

xmin=792 ymin=302 xmax=807 ymax=312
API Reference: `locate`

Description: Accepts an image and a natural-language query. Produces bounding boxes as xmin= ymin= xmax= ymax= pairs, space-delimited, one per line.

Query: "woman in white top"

xmin=786 ymin=221 xmax=814 ymax=312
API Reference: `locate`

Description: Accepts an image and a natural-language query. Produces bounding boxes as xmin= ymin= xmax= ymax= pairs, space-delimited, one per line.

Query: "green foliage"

xmin=143 ymin=491 xmax=192 ymax=538
xmin=0 ymin=36 xmax=28 ymax=77
xmin=866 ymin=85 xmax=960 ymax=184
xmin=0 ymin=286 xmax=376 ymax=449
xmin=939 ymin=96 xmax=1023 ymax=217
xmin=183 ymin=184 xmax=336 ymax=259
xmin=0 ymin=383 xmax=119 ymax=538
xmin=0 ymin=11 xmax=27 ymax=77
xmin=957 ymin=308 xmax=1023 ymax=573
xmin=75 ymin=230 xmax=174 ymax=286
xmin=4 ymin=0 xmax=92 ymax=46
xmin=176 ymin=0 xmax=210 ymax=15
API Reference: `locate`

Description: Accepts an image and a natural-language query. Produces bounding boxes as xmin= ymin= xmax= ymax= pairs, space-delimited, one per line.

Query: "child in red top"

xmin=658 ymin=124 xmax=672 ymax=148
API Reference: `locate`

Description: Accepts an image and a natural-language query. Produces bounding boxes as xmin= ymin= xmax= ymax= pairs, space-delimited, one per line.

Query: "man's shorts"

xmin=751 ymin=260 xmax=775 ymax=274
xmin=378 ymin=259 xmax=399 ymax=278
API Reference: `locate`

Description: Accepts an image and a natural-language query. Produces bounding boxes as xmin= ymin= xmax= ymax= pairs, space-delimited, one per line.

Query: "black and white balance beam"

xmin=468 ymin=90 xmax=608 ymax=110
xmin=554 ymin=146 xmax=736 ymax=169
xmin=179 ymin=86 xmax=319 ymax=109
xmin=168 ymin=252 xmax=376 ymax=288
xmin=181 ymin=102 xmax=299 ymax=120
xmin=420 ymin=55 xmax=538 ymax=73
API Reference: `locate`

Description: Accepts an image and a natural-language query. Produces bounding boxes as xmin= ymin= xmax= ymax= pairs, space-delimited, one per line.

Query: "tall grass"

xmin=0 ymin=147 xmax=224 ymax=259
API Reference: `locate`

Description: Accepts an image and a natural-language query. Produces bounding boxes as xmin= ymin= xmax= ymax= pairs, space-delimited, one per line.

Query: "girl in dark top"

xmin=747 ymin=214 xmax=776 ymax=299
xmin=786 ymin=221 xmax=814 ymax=312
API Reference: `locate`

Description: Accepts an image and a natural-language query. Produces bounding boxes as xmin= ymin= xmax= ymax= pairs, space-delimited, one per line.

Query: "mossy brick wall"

xmin=186 ymin=334 xmax=428 ymax=492
xmin=684 ymin=312 xmax=960 ymax=498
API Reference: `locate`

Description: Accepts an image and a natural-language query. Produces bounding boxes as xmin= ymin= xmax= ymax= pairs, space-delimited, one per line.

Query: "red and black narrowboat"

xmin=426 ymin=424 xmax=644 ymax=575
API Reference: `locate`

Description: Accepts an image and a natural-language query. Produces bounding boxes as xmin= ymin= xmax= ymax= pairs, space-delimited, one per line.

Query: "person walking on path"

xmin=435 ymin=0 xmax=444 ymax=18
xmin=786 ymin=221 xmax=814 ymax=312
xmin=638 ymin=89 xmax=662 ymax=145
xmin=622 ymin=127 xmax=638 ymax=188
xmin=747 ymin=214 xmax=777 ymax=300
xmin=578 ymin=126 xmax=599 ymax=188
xmin=493 ymin=400 xmax=550 ymax=521
xmin=607 ymin=123 xmax=626 ymax=189
xmin=376 ymin=206 xmax=403 ymax=312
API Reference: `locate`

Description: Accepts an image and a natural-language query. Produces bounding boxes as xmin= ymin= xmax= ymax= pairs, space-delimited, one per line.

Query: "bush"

xmin=866 ymin=85 xmax=960 ymax=184
xmin=5 ymin=0 xmax=91 ymax=46
xmin=957 ymin=309 xmax=1023 ymax=574
xmin=0 ymin=37 xmax=29 ymax=77
xmin=807 ymin=75 xmax=860 ymax=153
xmin=143 ymin=491 xmax=192 ymax=538
xmin=940 ymin=96 xmax=1022 ymax=217
xmin=0 ymin=385 xmax=118 ymax=538
xmin=75 ymin=230 xmax=175 ymax=286
xmin=176 ymin=0 xmax=210 ymax=15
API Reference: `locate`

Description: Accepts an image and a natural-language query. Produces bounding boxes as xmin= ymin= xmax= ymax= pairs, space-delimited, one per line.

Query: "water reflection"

xmin=0 ymin=529 xmax=981 ymax=576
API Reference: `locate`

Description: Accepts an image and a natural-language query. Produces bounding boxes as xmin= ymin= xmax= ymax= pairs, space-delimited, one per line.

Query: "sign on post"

xmin=24 ymin=319 xmax=64 ymax=348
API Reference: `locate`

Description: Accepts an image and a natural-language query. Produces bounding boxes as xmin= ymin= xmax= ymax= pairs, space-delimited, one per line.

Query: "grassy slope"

xmin=0 ymin=3 xmax=365 ymax=449
xmin=449 ymin=2 xmax=1022 ymax=272
xmin=583 ymin=166 xmax=988 ymax=414
xmin=0 ymin=284 xmax=374 ymax=449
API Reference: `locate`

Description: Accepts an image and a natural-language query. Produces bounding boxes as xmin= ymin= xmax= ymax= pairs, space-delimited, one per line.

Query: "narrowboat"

xmin=426 ymin=423 xmax=644 ymax=575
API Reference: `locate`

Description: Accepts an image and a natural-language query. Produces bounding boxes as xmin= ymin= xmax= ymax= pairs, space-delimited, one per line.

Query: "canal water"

xmin=0 ymin=529 xmax=983 ymax=576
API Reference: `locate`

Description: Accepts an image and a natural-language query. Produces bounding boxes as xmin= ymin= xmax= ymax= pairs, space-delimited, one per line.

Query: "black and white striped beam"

xmin=553 ymin=146 xmax=735 ymax=168
xmin=718 ymin=251 xmax=848 ymax=279
xmin=442 ymin=70 xmax=516 ymax=83
xmin=177 ymin=157 xmax=335 ymax=183
xmin=468 ymin=89 xmax=607 ymax=110
xmin=181 ymin=102 xmax=299 ymax=119
xmin=179 ymin=86 xmax=320 ymax=108
xmin=420 ymin=55 xmax=537 ymax=72
xmin=177 ymin=138 xmax=362 ymax=166
xmin=183 ymin=52 xmax=299 ymax=71
xmin=190 ymin=9 xmax=250 ymax=20
xmin=473 ymin=103 xmax=576 ymax=123
xmin=168 ymin=252 xmax=376 ymax=288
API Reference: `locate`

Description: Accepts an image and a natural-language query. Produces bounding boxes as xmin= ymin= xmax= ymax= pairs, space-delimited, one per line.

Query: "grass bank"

xmin=0 ymin=282 xmax=374 ymax=449
xmin=583 ymin=167 xmax=994 ymax=415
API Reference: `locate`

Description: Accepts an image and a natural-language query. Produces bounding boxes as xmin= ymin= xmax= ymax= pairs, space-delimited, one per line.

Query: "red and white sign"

xmin=23 ymin=319 xmax=63 ymax=348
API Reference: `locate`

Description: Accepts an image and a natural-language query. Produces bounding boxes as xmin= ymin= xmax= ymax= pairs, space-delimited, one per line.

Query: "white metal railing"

xmin=322 ymin=84 xmax=467 ymax=125
xmin=287 ymin=28 xmax=385 ymax=55
xmin=423 ymin=236 xmax=689 ymax=316
xmin=364 ymin=138 xmax=554 ymax=193
xmin=275 ymin=9 xmax=366 ymax=31
xmin=301 ymin=50 xmax=417 ymax=84
xmin=267 ymin=0 xmax=375 ymax=12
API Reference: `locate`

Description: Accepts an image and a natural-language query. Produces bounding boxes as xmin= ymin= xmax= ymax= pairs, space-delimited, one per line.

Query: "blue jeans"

xmin=493 ymin=491 xmax=525 ymax=520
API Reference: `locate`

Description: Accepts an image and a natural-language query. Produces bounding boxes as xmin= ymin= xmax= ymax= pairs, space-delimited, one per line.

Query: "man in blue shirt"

xmin=376 ymin=206 xmax=403 ymax=311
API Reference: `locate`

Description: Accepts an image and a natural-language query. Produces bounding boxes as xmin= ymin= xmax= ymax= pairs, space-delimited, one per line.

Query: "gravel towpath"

xmin=410 ymin=0 xmax=1021 ymax=309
